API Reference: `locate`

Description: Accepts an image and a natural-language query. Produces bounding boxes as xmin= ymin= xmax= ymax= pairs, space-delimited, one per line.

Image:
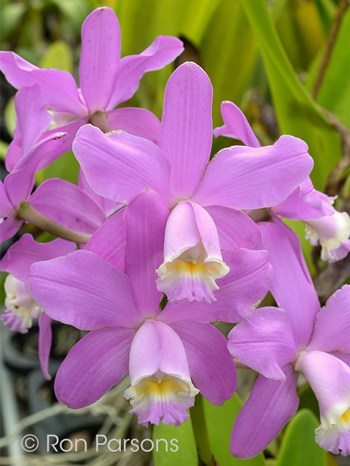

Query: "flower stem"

xmin=190 ymin=394 xmax=215 ymax=466
xmin=311 ymin=0 xmax=349 ymax=100
xmin=16 ymin=202 xmax=92 ymax=244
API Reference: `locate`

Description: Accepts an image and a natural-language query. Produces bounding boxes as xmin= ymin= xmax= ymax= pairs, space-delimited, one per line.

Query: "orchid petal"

xmin=159 ymin=248 xmax=272 ymax=324
xmin=0 ymin=181 xmax=13 ymax=218
xmin=0 ymin=52 xmax=85 ymax=114
xmin=214 ymin=100 xmax=260 ymax=147
xmin=126 ymin=321 xmax=197 ymax=426
xmin=125 ymin=190 xmax=169 ymax=318
xmin=295 ymin=351 xmax=350 ymax=455
xmin=86 ymin=208 xmax=126 ymax=270
xmin=79 ymin=7 xmax=121 ymax=113
xmin=0 ymin=213 xmax=22 ymax=244
xmin=38 ymin=312 xmax=52 ymax=380
xmin=29 ymin=178 xmax=106 ymax=235
xmin=228 ymin=307 xmax=297 ymax=380
xmin=55 ymin=327 xmax=135 ymax=408
xmin=295 ymin=351 xmax=350 ymax=423
xmin=5 ymin=132 xmax=67 ymax=209
xmin=259 ymin=221 xmax=320 ymax=349
xmin=107 ymin=107 xmax=161 ymax=145
xmin=192 ymin=135 xmax=313 ymax=209
xmin=107 ymin=36 xmax=184 ymax=109
xmin=27 ymin=250 xmax=140 ymax=330
xmin=13 ymin=85 xmax=51 ymax=155
xmin=170 ymin=321 xmax=236 ymax=405
xmin=157 ymin=201 xmax=229 ymax=303
xmin=204 ymin=205 xmax=265 ymax=251
xmin=230 ymin=365 xmax=299 ymax=459
xmin=78 ymin=169 xmax=120 ymax=216
xmin=73 ymin=124 xmax=173 ymax=205
xmin=160 ymin=62 xmax=213 ymax=199
xmin=0 ymin=234 xmax=75 ymax=281
xmin=307 ymin=286 xmax=350 ymax=354
xmin=5 ymin=140 xmax=22 ymax=172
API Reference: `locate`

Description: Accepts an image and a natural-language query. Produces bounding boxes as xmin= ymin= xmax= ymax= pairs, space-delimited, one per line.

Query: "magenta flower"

xmin=215 ymin=100 xmax=350 ymax=262
xmin=0 ymin=234 xmax=76 ymax=378
xmin=27 ymin=190 xmax=238 ymax=425
xmin=73 ymin=62 xmax=313 ymax=303
xmin=227 ymin=218 xmax=350 ymax=458
xmin=0 ymin=7 xmax=184 ymax=171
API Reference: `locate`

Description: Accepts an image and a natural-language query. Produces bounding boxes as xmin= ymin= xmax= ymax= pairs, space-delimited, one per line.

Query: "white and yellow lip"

xmin=125 ymin=370 xmax=199 ymax=427
xmin=305 ymin=211 xmax=350 ymax=261
xmin=4 ymin=274 xmax=41 ymax=330
xmin=157 ymin=201 xmax=229 ymax=303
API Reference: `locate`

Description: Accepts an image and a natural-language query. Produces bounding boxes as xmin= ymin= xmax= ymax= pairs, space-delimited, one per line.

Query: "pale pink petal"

xmin=79 ymin=7 xmax=121 ymax=113
xmin=29 ymin=178 xmax=106 ymax=235
xmin=159 ymin=248 xmax=272 ymax=324
xmin=86 ymin=208 xmax=126 ymax=269
xmin=204 ymin=205 xmax=265 ymax=251
xmin=170 ymin=321 xmax=236 ymax=405
xmin=55 ymin=327 xmax=135 ymax=408
xmin=230 ymin=365 xmax=299 ymax=459
xmin=107 ymin=36 xmax=184 ymax=109
xmin=160 ymin=62 xmax=213 ymax=199
xmin=0 ymin=234 xmax=76 ymax=281
xmin=73 ymin=124 xmax=173 ymax=205
xmin=192 ymin=135 xmax=313 ymax=209
xmin=27 ymin=250 xmax=141 ymax=330
xmin=228 ymin=307 xmax=297 ymax=380
xmin=214 ymin=100 xmax=260 ymax=147
xmin=0 ymin=52 xmax=85 ymax=114
xmin=259 ymin=221 xmax=320 ymax=349
xmin=107 ymin=107 xmax=161 ymax=144
xmin=125 ymin=190 xmax=169 ymax=318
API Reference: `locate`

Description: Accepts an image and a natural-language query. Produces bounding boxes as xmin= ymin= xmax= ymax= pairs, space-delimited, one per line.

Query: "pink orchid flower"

xmin=73 ymin=62 xmax=313 ymax=303
xmin=0 ymin=234 xmax=76 ymax=379
xmin=27 ymin=190 xmax=238 ymax=426
xmin=215 ymin=100 xmax=350 ymax=262
xmin=0 ymin=7 xmax=184 ymax=171
xmin=227 ymin=218 xmax=350 ymax=458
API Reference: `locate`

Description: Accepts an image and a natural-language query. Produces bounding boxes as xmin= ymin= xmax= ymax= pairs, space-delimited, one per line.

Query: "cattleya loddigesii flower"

xmin=215 ymin=100 xmax=350 ymax=262
xmin=227 ymin=218 xmax=350 ymax=458
xmin=26 ymin=190 xmax=252 ymax=425
xmin=0 ymin=87 xmax=108 ymax=244
xmin=73 ymin=61 xmax=313 ymax=303
xmin=0 ymin=234 xmax=75 ymax=378
xmin=0 ymin=7 xmax=184 ymax=170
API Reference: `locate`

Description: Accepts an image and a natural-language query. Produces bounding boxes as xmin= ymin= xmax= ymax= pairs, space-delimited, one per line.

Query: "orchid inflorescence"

xmin=0 ymin=6 xmax=349 ymax=460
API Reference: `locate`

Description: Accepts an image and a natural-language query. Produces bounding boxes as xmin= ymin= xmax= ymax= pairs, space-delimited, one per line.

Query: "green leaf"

xmin=51 ymin=0 xmax=89 ymax=33
xmin=0 ymin=2 xmax=26 ymax=41
xmin=201 ymin=0 xmax=258 ymax=127
xmin=4 ymin=96 xmax=16 ymax=138
xmin=153 ymin=419 xmax=198 ymax=466
xmin=241 ymin=0 xmax=343 ymax=191
xmin=36 ymin=150 xmax=80 ymax=185
xmin=39 ymin=40 xmax=74 ymax=73
xmin=203 ymin=394 xmax=266 ymax=465
xmin=0 ymin=140 xmax=9 ymax=161
xmin=306 ymin=9 xmax=350 ymax=128
xmin=276 ymin=410 xmax=327 ymax=466
xmin=116 ymin=0 xmax=220 ymax=118
xmin=297 ymin=384 xmax=320 ymax=419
